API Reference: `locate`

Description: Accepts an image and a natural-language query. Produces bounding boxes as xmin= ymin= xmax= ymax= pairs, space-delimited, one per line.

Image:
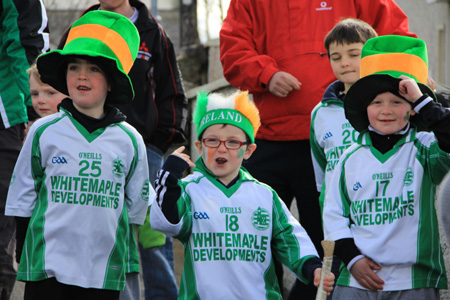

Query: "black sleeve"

xmin=417 ymin=99 xmax=450 ymax=152
xmin=57 ymin=26 xmax=70 ymax=50
xmin=334 ymin=238 xmax=362 ymax=266
xmin=154 ymin=155 xmax=190 ymax=223
xmin=150 ymin=23 xmax=189 ymax=152
xmin=27 ymin=105 xmax=40 ymax=122
xmin=13 ymin=0 xmax=50 ymax=64
xmin=15 ymin=217 xmax=30 ymax=264
xmin=302 ymin=256 xmax=322 ymax=284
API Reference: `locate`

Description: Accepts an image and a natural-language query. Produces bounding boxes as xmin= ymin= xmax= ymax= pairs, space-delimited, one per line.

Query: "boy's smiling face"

xmin=66 ymin=57 xmax=111 ymax=118
xmin=195 ymin=124 xmax=256 ymax=186
xmin=367 ymin=91 xmax=415 ymax=135
xmin=329 ymin=42 xmax=364 ymax=93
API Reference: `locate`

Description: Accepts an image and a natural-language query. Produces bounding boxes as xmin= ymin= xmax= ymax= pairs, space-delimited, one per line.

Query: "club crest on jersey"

xmin=141 ymin=179 xmax=150 ymax=201
xmin=112 ymin=157 xmax=125 ymax=178
xmin=252 ymin=207 xmax=270 ymax=231
xmin=404 ymin=168 xmax=414 ymax=186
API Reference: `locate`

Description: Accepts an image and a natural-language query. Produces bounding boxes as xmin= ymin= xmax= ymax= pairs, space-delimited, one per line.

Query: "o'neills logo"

xmin=200 ymin=111 xmax=243 ymax=127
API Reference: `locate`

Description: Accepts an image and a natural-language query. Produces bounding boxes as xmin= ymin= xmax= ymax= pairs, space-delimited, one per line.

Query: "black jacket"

xmin=58 ymin=0 xmax=188 ymax=153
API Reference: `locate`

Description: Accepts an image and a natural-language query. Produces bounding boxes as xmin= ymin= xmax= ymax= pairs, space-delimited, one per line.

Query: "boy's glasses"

xmin=202 ymin=138 xmax=248 ymax=150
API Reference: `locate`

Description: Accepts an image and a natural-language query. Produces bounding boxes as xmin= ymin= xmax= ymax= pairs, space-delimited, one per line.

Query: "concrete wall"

xmin=396 ymin=0 xmax=450 ymax=87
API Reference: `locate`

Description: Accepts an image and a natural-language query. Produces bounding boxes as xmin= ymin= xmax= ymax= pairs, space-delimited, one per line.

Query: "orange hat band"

xmin=360 ymin=53 xmax=428 ymax=84
xmin=65 ymin=24 xmax=134 ymax=73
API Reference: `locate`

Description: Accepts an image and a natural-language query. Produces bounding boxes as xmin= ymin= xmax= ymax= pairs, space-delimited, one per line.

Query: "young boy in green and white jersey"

xmin=150 ymin=91 xmax=334 ymax=299
xmin=5 ymin=11 xmax=152 ymax=299
xmin=323 ymin=35 xmax=450 ymax=299
xmin=310 ymin=18 xmax=377 ymax=212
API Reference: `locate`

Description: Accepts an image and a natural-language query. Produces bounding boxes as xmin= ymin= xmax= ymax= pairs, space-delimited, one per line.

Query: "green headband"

xmin=193 ymin=91 xmax=260 ymax=143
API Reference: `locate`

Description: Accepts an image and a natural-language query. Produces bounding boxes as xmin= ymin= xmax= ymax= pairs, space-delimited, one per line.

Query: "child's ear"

xmin=244 ymin=143 xmax=257 ymax=160
xmin=194 ymin=140 xmax=203 ymax=154
xmin=409 ymin=108 xmax=416 ymax=116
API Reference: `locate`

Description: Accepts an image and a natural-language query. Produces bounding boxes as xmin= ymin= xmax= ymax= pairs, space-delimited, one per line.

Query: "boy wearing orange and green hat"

xmin=323 ymin=35 xmax=450 ymax=299
xmin=149 ymin=91 xmax=335 ymax=299
xmin=5 ymin=10 xmax=153 ymax=299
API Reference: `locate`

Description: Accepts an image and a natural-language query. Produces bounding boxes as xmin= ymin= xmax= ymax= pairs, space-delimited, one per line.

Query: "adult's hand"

xmin=268 ymin=71 xmax=301 ymax=97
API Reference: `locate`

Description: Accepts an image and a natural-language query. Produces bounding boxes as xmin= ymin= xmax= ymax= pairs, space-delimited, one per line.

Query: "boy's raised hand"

xmin=172 ymin=146 xmax=196 ymax=168
xmin=350 ymin=257 xmax=384 ymax=291
xmin=313 ymin=268 xmax=335 ymax=295
xmin=398 ymin=75 xmax=423 ymax=103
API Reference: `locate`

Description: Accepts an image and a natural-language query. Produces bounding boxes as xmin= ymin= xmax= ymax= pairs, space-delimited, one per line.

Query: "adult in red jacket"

xmin=220 ymin=0 xmax=416 ymax=298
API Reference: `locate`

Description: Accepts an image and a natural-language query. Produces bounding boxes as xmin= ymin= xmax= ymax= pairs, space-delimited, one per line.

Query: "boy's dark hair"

xmin=324 ymin=18 xmax=378 ymax=57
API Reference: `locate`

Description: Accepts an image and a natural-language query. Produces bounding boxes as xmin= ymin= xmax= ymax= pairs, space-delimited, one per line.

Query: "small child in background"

xmin=323 ymin=35 xmax=450 ymax=299
xmin=27 ymin=63 xmax=67 ymax=118
xmin=310 ymin=18 xmax=378 ymax=212
xmin=150 ymin=91 xmax=334 ymax=299
xmin=25 ymin=64 xmax=67 ymax=137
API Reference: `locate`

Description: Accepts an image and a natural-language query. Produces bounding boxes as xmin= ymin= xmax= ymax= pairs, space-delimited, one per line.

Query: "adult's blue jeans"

xmin=139 ymin=144 xmax=177 ymax=300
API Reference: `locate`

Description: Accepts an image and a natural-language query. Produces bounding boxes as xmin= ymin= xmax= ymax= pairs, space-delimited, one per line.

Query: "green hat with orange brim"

xmin=37 ymin=10 xmax=139 ymax=104
xmin=344 ymin=35 xmax=436 ymax=132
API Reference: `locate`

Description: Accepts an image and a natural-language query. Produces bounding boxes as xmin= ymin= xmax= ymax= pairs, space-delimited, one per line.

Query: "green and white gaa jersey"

xmin=5 ymin=109 xmax=152 ymax=290
xmin=323 ymin=128 xmax=450 ymax=291
xmin=310 ymin=98 xmax=358 ymax=210
xmin=151 ymin=161 xmax=319 ymax=300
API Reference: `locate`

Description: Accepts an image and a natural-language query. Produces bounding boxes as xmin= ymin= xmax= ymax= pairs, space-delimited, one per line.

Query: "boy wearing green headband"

xmin=150 ymin=91 xmax=334 ymax=299
xmin=322 ymin=35 xmax=450 ymax=299
xmin=5 ymin=11 xmax=152 ymax=299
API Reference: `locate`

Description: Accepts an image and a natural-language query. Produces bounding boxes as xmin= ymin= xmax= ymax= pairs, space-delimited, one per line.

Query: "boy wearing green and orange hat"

xmin=5 ymin=10 xmax=153 ymax=299
xmin=149 ymin=91 xmax=335 ymax=299
xmin=323 ymin=35 xmax=450 ymax=299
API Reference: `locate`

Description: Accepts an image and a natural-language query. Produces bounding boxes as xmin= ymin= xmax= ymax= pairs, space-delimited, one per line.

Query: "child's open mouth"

xmin=216 ymin=158 xmax=227 ymax=165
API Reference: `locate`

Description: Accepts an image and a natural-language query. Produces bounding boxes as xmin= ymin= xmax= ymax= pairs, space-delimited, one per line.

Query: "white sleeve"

xmin=322 ymin=153 xmax=353 ymax=241
xmin=311 ymin=148 xmax=325 ymax=192
xmin=5 ymin=125 xmax=40 ymax=217
xmin=150 ymin=202 xmax=183 ymax=237
xmin=310 ymin=106 xmax=326 ymax=192
xmin=124 ymin=134 xmax=153 ymax=225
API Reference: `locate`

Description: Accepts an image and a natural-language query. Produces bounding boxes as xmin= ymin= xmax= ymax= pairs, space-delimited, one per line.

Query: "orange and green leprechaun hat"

xmin=37 ymin=10 xmax=139 ymax=104
xmin=344 ymin=35 xmax=436 ymax=132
